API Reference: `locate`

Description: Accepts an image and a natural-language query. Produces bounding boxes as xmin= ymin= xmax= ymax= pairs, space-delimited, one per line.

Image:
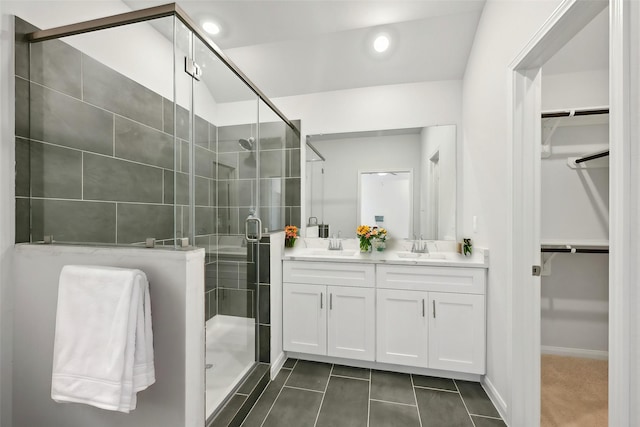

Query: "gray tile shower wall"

xmin=13 ymin=17 xmax=222 ymax=246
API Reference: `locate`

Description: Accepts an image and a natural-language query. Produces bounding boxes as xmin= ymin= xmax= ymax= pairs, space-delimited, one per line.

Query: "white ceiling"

xmin=124 ymin=0 xmax=486 ymax=99
xmin=121 ymin=0 xmax=608 ymax=102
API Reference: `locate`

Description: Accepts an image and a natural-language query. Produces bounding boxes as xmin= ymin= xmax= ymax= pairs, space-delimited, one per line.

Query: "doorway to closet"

xmin=539 ymin=7 xmax=609 ymax=426
xmin=505 ymin=0 xmax=640 ymax=425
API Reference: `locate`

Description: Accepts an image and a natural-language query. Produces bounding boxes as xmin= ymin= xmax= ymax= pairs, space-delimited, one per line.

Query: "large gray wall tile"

xmin=195 ymin=145 xmax=214 ymax=178
xmin=287 ymin=149 xmax=301 ymax=178
xmin=116 ymin=203 xmax=173 ymax=244
xmin=14 ymin=17 xmax=37 ymax=80
xmin=30 ymin=39 xmax=81 ymax=99
xmin=163 ymin=170 xmax=189 ymax=206
xmin=285 ymin=178 xmax=301 ymax=206
xmin=15 ymin=198 xmax=30 ymax=243
xmin=195 ymin=206 xmax=215 ymax=235
xmin=115 ymin=116 xmax=174 ymax=170
xmin=163 ymin=98 xmax=190 ymax=140
xmin=260 ymin=179 xmax=283 ymax=207
xmin=83 ymin=54 xmax=163 ymax=130
xmin=238 ymin=153 xmax=256 ymax=179
xmin=31 ymin=141 xmax=82 ymax=199
xmin=15 ymin=138 xmax=30 ymax=197
xmin=194 ymin=115 xmax=209 ymax=149
xmin=15 ymin=77 xmax=29 ymax=139
xmin=217 ymin=288 xmax=253 ymax=318
xmin=31 ymin=199 xmax=116 ymax=243
xmin=29 ymin=82 xmax=113 ymax=154
xmin=83 ymin=154 xmax=163 ymax=203
xmin=195 ymin=176 xmax=210 ymax=206
xmin=259 ymin=150 xmax=284 ymax=178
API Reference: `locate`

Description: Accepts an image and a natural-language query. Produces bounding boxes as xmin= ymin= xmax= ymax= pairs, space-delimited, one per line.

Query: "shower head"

xmin=238 ymin=137 xmax=255 ymax=151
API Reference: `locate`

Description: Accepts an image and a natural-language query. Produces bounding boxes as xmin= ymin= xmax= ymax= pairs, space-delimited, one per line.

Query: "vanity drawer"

xmin=376 ymin=265 xmax=485 ymax=294
xmin=283 ymin=261 xmax=375 ymax=287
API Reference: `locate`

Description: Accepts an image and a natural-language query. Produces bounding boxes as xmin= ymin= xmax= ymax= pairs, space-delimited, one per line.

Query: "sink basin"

xmin=395 ymin=252 xmax=448 ymax=260
xmin=305 ymin=250 xmax=358 ymax=257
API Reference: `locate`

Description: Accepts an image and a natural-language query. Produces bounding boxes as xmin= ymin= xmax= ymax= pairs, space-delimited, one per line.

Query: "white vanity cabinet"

xmin=283 ymin=261 xmax=376 ymax=361
xmin=376 ymin=265 xmax=486 ymax=374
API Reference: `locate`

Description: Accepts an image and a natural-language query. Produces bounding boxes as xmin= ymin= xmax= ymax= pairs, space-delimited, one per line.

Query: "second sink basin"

xmin=395 ymin=252 xmax=448 ymax=260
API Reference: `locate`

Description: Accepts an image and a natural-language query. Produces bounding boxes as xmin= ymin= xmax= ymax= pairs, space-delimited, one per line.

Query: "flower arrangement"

xmin=370 ymin=226 xmax=388 ymax=251
xmin=284 ymin=225 xmax=298 ymax=248
xmin=356 ymin=225 xmax=372 ymax=252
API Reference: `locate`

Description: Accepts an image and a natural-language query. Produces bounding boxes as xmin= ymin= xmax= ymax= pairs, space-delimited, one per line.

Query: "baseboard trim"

xmin=481 ymin=376 xmax=509 ymax=426
xmin=541 ymin=345 xmax=608 ymax=360
xmin=271 ymin=352 xmax=286 ymax=380
xmin=286 ymin=352 xmax=482 ymax=382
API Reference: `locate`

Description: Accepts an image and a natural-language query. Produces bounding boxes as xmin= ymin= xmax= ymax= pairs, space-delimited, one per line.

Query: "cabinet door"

xmin=376 ymin=289 xmax=429 ymax=367
xmin=428 ymin=292 xmax=485 ymax=374
xmin=327 ymin=286 xmax=375 ymax=361
xmin=283 ymin=283 xmax=326 ymax=355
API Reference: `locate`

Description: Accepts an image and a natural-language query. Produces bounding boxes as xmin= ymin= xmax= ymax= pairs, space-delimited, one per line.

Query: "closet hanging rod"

xmin=574 ymin=149 xmax=610 ymax=164
xmin=541 ymin=108 xmax=609 ymax=118
xmin=541 ymin=248 xmax=609 ymax=254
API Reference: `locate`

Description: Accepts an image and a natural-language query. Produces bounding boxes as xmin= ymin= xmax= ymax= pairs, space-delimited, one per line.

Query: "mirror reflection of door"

xmin=359 ymin=171 xmax=412 ymax=239
xmin=429 ymin=152 xmax=440 ymax=239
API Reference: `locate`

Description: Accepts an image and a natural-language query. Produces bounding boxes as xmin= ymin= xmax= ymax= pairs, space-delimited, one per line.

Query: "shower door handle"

xmin=245 ymin=216 xmax=262 ymax=242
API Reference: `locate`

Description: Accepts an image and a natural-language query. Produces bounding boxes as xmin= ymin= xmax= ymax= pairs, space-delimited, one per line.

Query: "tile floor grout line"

xmin=453 ymin=379 xmax=477 ymax=427
xmin=367 ymin=368 xmax=372 ymax=427
xmin=410 ymin=374 xmax=424 ymax=427
xmin=312 ymin=363 xmax=333 ymax=427
xmin=369 ymin=398 xmax=417 ymax=408
xmin=239 ymin=369 xmax=277 ymax=426
xmin=330 ymin=373 xmax=370 ymax=382
xmin=469 ymin=413 xmax=505 ymax=420
xmin=412 ymin=384 xmax=459 ymax=393
xmin=257 ymin=361 xmax=296 ymax=427
xmin=282 ymin=385 xmax=325 ymax=394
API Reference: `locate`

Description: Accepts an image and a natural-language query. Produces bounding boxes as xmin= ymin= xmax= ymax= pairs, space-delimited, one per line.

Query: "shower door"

xmin=187 ymin=32 xmax=262 ymax=421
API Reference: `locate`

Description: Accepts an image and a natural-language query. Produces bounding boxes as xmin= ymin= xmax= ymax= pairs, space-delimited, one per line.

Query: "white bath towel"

xmin=51 ymin=265 xmax=155 ymax=413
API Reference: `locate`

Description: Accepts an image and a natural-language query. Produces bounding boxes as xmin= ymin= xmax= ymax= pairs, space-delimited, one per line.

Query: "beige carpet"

xmin=541 ymin=354 xmax=608 ymax=427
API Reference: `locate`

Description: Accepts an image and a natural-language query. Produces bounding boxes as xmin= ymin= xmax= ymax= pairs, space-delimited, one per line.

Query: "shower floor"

xmin=206 ymin=315 xmax=255 ymax=419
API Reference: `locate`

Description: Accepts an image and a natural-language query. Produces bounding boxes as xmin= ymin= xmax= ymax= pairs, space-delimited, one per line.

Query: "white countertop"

xmin=283 ymin=238 xmax=489 ymax=268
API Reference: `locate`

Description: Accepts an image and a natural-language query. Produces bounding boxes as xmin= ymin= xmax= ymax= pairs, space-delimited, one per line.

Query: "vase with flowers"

xmin=356 ymin=225 xmax=373 ymax=253
xmin=370 ymin=226 xmax=388 ymax=251
xmin=284 ymin=225 xmax=298 ymax=248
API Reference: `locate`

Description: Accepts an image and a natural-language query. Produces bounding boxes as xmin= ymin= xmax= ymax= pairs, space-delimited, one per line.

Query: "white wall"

xmin=0 ymin=7 xmax=15 ymax=427
xmin=12 ymin=245 xmax=205 ymax=427
xmin=542 ymin=68 xmax=609 ymax=111
xmin=307 ymin=133 xmax=422 ymax=239
xmin=460 ymin=0 xmax=563 ymax=419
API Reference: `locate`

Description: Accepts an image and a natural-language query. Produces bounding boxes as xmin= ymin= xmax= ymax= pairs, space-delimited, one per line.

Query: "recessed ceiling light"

xmin=202 ymin=21 xmax=220 ymax=35
xmin=373 ymin=35 xmax=390 ymax=53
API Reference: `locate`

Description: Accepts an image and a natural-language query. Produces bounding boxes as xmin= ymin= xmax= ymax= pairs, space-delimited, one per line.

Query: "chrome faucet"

xmin=411 ymin=234 xmax=428 ymax=253
xmin=328 ymin=232 xmax=343 ymax=251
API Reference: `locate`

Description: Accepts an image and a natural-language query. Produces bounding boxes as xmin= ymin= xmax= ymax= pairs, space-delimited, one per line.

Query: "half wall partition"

xmin=15 ymin=3 xmax=300 ymax=424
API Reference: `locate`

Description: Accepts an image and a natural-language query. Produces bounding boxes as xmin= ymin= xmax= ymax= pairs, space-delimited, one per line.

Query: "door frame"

xmin=508 ymin=0 xmax=638 ymax=425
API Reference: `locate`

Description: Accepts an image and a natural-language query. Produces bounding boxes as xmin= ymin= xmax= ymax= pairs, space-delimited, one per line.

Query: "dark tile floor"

xmin=240 ymin=359 xmax=506 ymax=427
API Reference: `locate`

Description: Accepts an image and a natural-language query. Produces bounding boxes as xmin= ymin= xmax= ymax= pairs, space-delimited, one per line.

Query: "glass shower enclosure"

xmin=19 ymin=3 xmax=300 ymax=423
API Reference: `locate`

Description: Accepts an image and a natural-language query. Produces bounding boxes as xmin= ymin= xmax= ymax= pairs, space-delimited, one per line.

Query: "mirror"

xmin=306 ymin=125 xmax=457 ymax=240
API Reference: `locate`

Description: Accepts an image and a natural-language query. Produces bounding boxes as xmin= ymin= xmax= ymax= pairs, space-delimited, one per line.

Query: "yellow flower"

xmin=356 ymin=225 xmax=371 ymax=236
